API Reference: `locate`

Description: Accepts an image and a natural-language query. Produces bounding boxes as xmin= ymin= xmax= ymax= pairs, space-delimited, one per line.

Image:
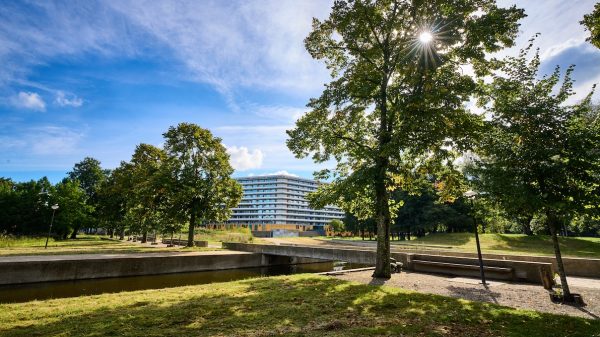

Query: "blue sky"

xmin=1 ymin=0 xmax=599 ymax=183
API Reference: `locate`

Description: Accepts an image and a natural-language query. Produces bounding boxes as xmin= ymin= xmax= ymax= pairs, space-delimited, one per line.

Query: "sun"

xmin=419 ymin=31 xmax=433 ymax=44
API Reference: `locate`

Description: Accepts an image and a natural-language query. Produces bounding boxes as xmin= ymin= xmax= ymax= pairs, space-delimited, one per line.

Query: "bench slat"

xmin=412 ymin=259 xmax=513 ymax=273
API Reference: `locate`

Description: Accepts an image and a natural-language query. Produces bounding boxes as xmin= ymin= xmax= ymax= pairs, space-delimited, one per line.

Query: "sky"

xmin=0 ymin=0 xmax=599 ymax=183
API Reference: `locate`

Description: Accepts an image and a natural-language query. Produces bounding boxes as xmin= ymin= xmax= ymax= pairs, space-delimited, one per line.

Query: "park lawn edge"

xmin=0 ymin=274 xmax=598 ymax=337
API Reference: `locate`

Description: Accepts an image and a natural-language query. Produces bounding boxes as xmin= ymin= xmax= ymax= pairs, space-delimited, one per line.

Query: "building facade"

xmin=226 ymin=175 xmax=344 ymax=233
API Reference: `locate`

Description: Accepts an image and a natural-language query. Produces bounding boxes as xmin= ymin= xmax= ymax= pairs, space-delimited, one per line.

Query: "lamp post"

xmin=464 ymin=190 xmax=486 ymax=285
xmin=45 ymin=204 xmax=59 ymax=249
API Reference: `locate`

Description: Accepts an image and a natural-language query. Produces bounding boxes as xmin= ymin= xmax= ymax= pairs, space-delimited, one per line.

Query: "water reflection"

xmin=0 ymin=261 xmax=368 ymax=303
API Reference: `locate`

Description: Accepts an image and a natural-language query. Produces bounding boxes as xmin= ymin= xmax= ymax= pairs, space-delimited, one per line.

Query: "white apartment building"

xmin=226 ymin=174 xmax=344 ymax=233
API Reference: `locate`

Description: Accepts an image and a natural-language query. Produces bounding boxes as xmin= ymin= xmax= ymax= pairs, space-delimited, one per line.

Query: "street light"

xmin=45 ymin=204 xmax=59 ymax=249
xmin=464 ymin=190 xmax=486 ymax=285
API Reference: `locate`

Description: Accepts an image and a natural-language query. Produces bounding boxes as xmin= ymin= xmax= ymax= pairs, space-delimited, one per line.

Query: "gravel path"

xmin=332 ymin=270 xmax=600 ymax=320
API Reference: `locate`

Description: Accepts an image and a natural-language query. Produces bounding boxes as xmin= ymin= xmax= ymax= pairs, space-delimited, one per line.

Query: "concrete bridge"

xmin=223 ymin=242 xmax=555 ymax=286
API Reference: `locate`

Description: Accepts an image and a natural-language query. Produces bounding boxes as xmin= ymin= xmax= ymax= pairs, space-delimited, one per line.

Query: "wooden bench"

xmin=412 ymin=259 xmax=514 ymax=279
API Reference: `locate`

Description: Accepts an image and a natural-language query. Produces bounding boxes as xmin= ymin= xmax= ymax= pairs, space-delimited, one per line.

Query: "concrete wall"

xmin=224 ymin=243 xmax=553 ymax=284
xmin=0 ymin=252 xmax=306 ymax=285
xmin=328 ymin=239 xmax=600 ymax=278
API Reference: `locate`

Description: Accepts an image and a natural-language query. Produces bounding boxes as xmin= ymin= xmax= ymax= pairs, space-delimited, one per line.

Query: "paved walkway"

xmin=333 ymin=270 xmax=600 ymax=319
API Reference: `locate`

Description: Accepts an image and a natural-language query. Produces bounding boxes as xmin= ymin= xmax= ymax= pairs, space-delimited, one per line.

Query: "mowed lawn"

xmin=1 ymin=274 xmax=597 ymax=337
xmin=0 ymin=235 xmax=218 ymax=256
xmin=393 ymin=233 xmax=600 ymax=258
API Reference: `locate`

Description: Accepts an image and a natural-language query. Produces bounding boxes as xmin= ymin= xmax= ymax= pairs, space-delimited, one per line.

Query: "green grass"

xmin=0 ymin=235 xmax=218 ymax=256
xmin=0 ymin=274 xmax=597 ymax=337
xmin=192 ymin=227 xmax=255 ymax=244
xmin=396 ymin=233 xmax=600 ymax=258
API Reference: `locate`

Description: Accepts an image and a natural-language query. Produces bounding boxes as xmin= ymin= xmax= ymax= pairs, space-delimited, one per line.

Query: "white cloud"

xmin=11 ymin=91 xmax=46 ymax=111
xmin=226 ymin=145 xmax=264 ymax=171
xmin=108 ymin=1 xmax=331 ymax=96
xmin=55 ymin=91 xmax=83 ymax=107
xmin=252 ymin=104 xmax=306 ymax=123
xmin=0 ymin=125 xmax=84 ymax=156
xmin=29 ymin=126 xmax=84 ymax=155
xmin=262 ymin=170 xmax=299 ymax=177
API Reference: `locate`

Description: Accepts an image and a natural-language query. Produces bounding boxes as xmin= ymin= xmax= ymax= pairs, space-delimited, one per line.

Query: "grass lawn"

xmin=192 ymin=227 xmax=256 ymax=244
xmin=331 ymin=233 xmax=600 ymax=258
xmin=0 ymin=235 xmax=218 ymax=256
xmin=403 ymin=233 xmax=600 ymax=258
xmin=0 ymin=274 xmax=597 ymax=337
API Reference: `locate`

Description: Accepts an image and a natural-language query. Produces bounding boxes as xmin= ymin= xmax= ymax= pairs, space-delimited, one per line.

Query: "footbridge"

xmin=223 ymin=242 xmax=554 ymax=286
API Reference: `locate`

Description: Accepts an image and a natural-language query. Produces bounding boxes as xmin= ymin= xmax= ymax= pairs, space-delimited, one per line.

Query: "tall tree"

xmin=127 ymin=144 xmax=167 ymax=243
xmin=162 ymin=123 xmax=243 ymax=247
xmin=67 ymin=157 xmax=108 ymax=238
xmin=96 ymin=164 xmax=131 ymax=240
xmin=54 ymin=179 xmax=92 ymax=239
xmin=473 ymin=43 xmax=600 ymax=300
xmin=582 ymin=3 xmax=600 ymax=49
xmin=287 ymin=0 xmax=524 ymax=277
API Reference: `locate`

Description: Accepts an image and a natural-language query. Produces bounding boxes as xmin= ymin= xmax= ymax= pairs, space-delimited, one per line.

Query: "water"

xmin=0 ymin=261 xmax=368 ymax=303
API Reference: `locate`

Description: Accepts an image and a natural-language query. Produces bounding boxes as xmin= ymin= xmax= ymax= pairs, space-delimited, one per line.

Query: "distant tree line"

xmin=0 ymin=123 xmax=242 ymax=247
xmin=342 ymin=184 xmax=600 ymax=240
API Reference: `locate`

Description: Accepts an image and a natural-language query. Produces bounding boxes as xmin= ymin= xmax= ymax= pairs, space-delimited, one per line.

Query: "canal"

xmin=0 ymin=261 xmax=368 ymax=303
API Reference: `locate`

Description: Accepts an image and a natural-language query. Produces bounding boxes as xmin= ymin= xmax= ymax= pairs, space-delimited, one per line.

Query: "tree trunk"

xmin=119 ymin=228 xmax=125 ymax=240
xmin=548 ymin=212 xmax=572 ymax=300
xmin=520 ymin=215 xmax=533 ymax=236
xmin=373 ymin=163 xmax=391 ymax=278
xmin=188 ymin=211 xmax=196 ymax=247
xmin=109 ymin=229 xmax=114 ymax=238
xmin=70 ymin=226 xmax=78 ymax=239
xmin=141 ymin=231 xmax=148 ymax=243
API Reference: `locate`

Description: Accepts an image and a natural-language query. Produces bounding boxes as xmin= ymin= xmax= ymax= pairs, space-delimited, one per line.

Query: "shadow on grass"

xmin=2 ymin=275 xmax=599 ymax=337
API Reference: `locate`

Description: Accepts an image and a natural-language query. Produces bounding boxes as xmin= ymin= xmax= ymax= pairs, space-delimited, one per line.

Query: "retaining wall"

xmin=224 ymin=242 xmax=553 ymax=284
xmin=328 ymin=239 xmax=600 ymax=278
xmin=0 ymin=252 xmax=317 ymax=285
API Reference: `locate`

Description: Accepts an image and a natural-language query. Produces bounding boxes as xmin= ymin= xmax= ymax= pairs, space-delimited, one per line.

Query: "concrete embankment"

xmin=0 ymin=251 xmax=321 ymax=285
xmin=327 ymin=239 xmax=600 ymax=278
xmin=224 ymin=242 xmax=554 ymax=285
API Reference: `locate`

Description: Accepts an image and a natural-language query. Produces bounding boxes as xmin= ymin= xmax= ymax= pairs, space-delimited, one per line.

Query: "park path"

xmin=333 ymin=270 xmax=600 ymax=320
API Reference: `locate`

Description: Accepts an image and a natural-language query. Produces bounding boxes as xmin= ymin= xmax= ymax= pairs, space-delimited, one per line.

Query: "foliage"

xmin=125 ymin=144 xmax=167 ymax=241
xmin=0 ymin=177 xmax=54 ymax=235
xmin=95 ymin=164 xmax=131 ymax=238
xmin=162 ymin=123 xmax=243 ymax=246
xmin=66 ymin=157 xmax=109 ymax=238
xmin=287 ymin=0 xmax=524 ymax=277
xmin=329 ymin=219 xmax=345 ymax=234
xmin=392 ymin=187 xmax=473 ymax=235
xmin=582 ymin=3 xmax=600 ymax=49
xmin=53 ymin=179 xmax=92 ymax=239
xmin=471 ymin=41 xmax=600 ymax=298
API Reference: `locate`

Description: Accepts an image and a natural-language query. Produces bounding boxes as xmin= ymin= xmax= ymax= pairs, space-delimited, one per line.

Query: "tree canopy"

xmin=287 ymin=0 xmax=524 ymax=277
xmin=471 ymin=42 xmax=600 ymax=299
xmin=162 ymin=123 xmax=242 ymax=247
xmin=582 ymin=3 xmax=600 ymax=49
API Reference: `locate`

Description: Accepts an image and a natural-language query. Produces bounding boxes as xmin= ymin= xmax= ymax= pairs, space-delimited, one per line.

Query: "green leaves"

xmin=162 ymin=123 xmax=242 ymax=225
xmin=472 ymin=42 xmax=600 ymax=222
xmin=582 ymin=3 xmax=600 ymax=49
xmin=288 ymin=0 xmax=524 ymax=218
